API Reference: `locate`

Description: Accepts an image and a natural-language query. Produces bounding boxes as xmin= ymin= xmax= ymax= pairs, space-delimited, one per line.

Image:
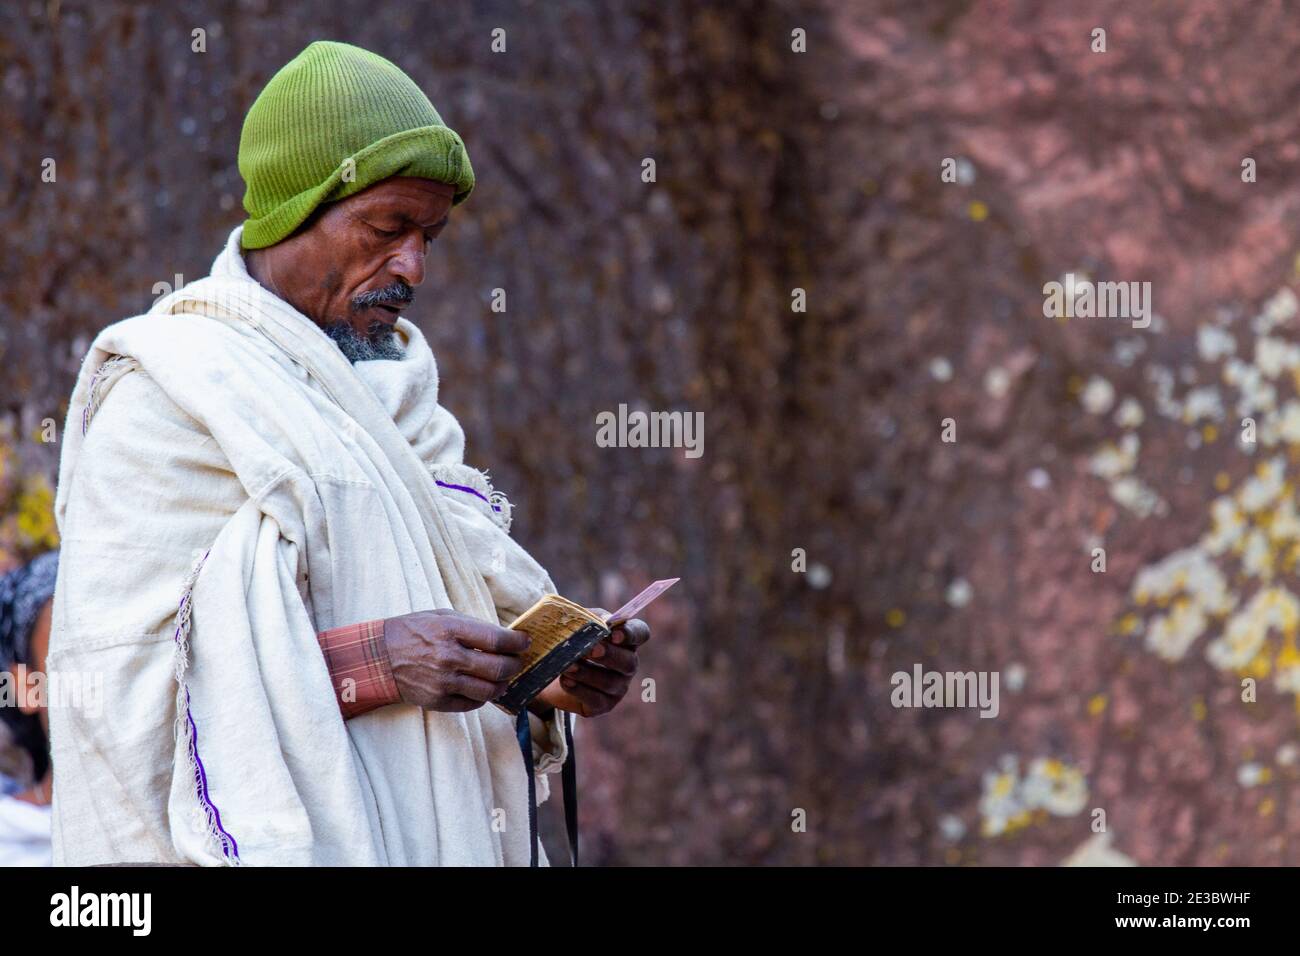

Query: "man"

xmin=47 ymin=40 xmax=649 ymax=866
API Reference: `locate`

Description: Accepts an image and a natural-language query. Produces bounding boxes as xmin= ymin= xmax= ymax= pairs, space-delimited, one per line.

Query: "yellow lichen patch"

xmin=1098 ymin=287 xmax=1300 ymax=816
xmin=1284 ymin=544 xmax=1300 ymax=572
xmin=979 ymin=756 xmax=1089 ymax=838
xmin=1279 ymin=633 xmax=1300 ymax=670
xmin=1243 ymin=643 xmax=1274 ymax=679
xmin=14 ymin=476 xmax=58 ymax=550
xmin=967 ymin=200 xmax=988 ymax=221
xmin=0 ymin=426 xmax=58 ymax=562
xmin=885 ymin=608 xmax=906 ymax=629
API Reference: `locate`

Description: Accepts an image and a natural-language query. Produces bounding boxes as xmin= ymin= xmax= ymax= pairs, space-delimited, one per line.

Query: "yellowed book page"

xmin=507 ymin=594 xmax=604 ymax=675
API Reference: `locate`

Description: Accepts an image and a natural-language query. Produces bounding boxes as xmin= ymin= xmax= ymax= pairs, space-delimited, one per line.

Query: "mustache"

xmin=351 ymin=280 xmax=414 ymax=312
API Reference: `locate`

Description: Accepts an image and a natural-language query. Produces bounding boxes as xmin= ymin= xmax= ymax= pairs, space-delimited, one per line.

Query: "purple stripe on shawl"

xmin=175 ymin=584 xmax=240 ymax=860
xmin=435 ymin=479 xmax=502 ymax=512
xmin=183 ymin=686 xmax=239 ymax=858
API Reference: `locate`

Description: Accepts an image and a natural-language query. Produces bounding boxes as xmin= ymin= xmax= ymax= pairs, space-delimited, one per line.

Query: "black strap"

xmin=562 ymin=711 xmax=578 ymax=867
xmin=515 ymin=708 xmax=580 ymax=868
xmin=515 ymin=709 xmax=539 ymax=868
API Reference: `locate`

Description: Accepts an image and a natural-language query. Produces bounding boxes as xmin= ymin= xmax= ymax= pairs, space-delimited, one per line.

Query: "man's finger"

xmin=609 ymin=618 xmax=651 ymax=648
xmin=439 ymin=694 xmax=488 ymax=713
xmin=562 ymin=661 xmax=628 ymax=696
xmin=549 ymin=681 xmax=611 ymax=719
xmin=452 ymin=620 xmax=531 ymax=655
xmin=448 ymin=672 xmax=510 ymax=703
xmin=586 ymin=641 xmax=637 ymax=675
xmin=454 ymin=645 xmax=526 ymax=683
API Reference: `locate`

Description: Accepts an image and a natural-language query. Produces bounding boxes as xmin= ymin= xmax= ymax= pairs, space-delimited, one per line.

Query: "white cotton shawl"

xmin=48 ymin=225 xmax=567 ymax=866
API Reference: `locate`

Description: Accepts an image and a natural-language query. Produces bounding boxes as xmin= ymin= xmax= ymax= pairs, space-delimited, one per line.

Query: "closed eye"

xmin=424 ymin=218 xmax=449 ymax=244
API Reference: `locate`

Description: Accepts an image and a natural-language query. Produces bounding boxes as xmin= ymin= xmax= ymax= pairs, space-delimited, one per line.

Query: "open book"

xmin=494 ymin=578 xmax=679 ymax=714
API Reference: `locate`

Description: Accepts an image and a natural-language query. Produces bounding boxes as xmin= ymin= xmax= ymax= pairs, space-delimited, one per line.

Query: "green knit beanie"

xmin=237 ymin=40 xmax=475 ymax=250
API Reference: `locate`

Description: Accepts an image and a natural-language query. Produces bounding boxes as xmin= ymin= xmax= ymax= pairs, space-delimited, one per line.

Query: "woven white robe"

xmin=47 ymin=225 xmax=570 ymax=866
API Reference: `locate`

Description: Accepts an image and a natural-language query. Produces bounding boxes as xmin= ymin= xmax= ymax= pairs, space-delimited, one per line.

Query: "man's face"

xmin=246 ymin=176 xmax=456 ymax=361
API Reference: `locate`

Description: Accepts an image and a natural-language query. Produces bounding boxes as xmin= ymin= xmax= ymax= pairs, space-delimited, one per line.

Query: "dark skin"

xmin=246 ymin=176 xmax=453 ymax=337
xmin=247 ymin=176 xmax=651 ymax=720
xmin=12 ymin=599 xmax=51 ymax=805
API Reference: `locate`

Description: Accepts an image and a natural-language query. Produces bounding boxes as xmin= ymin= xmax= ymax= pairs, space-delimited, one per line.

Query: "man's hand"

xmin=530 ymin=611 xmax=651 ymax=719
xmin=385 ymin=609 xmax=530 ymax=712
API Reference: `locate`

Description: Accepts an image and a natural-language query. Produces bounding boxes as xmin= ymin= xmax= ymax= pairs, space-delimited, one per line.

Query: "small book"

xmin=494 ymin=578 xmax=680 ymax=714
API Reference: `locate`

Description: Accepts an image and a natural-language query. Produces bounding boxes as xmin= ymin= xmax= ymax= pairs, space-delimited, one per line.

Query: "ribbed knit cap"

xmin=238 ymin=40 xmax=474 ymax=249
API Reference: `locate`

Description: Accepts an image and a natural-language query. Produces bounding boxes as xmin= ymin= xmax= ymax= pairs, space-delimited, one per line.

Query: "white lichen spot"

xmin=1089 ymin=434 xmax=1140 ymax=480
xmin=929 ymin=357 xmax=953 ymax=382
xmin=1114 ymin=398 xmax=1144 ymax=429
xmin=1197 ymin=323 xmax=1237 ymax=363
xmin=1004 ymin=662 xmax=1027 ymax=692
xmin=1182 ymin=386 xmax=1225 ymax=423
xmin=1207 ymin=588 xmax=1298 ymax=671
xmin=1237 ymin=762 xmax=1267 ymax=788
xmin=984 ymin=367 xmax=1011 ymax=399
xmin=945 ymin=578 xmax=973 ymax=608
xmin=978 ymin=756 xmax=1089 ymax=838
xmin=807 ymin=563 xmax=832 ymax=589
xmin=1081 ymin=375 xmax=1116 ymax=415
xmin=1109 ymin=475 xmax=1166 ymax=518
xmin=939 ymin=814 xmax=966 ymax=841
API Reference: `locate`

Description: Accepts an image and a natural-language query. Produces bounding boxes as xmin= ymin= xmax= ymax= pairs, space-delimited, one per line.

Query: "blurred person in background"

xmin=0 ymin=550 xmax=57 ymax=866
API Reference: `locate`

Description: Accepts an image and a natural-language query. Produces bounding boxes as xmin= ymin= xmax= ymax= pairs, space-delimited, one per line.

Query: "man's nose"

xmin=390 ymin=232 xmax=426 ymax=288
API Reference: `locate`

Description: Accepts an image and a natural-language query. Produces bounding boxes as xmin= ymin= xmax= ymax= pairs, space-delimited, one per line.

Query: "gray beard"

xmin=322 ymin=321 xmax=404 ymax=363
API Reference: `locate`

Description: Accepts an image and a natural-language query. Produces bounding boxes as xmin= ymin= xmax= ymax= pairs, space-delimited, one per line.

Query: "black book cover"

xmin=495 ymin=620 xmax=610 ymax=715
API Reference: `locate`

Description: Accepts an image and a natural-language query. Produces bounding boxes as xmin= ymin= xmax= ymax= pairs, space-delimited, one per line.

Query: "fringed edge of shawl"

xmin=429 ymin=462 xmax=514 ymax=534
xmin=80 ymin=352 xmax=239 ymax=862
xmin=82 ymin=355 xmax=140 ymax=435
xmin=171 ymin=548 xmax=241 ymax=865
